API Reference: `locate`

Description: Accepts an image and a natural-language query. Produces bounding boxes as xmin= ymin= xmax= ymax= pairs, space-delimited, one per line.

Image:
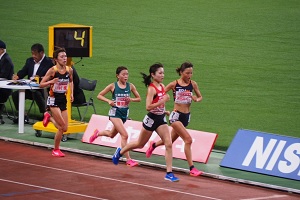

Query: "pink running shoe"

xmin=146 ymin=141 xmax=155 ymax=158
xmin=89 ymin=129 xmax=99 ymax=143
xmin=126 ymin=159 xmax=138 ymax=167
xmin=52 ymin=149 xmax=65 ymax=157
xmin=190 ymin=167 xmax=203 ymax=176
xmin=43 ymin=112 xmax=51 ymax=127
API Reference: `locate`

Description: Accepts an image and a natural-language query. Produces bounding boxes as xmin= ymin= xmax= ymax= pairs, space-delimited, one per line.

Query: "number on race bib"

xmin=169 ymin=111 xmax=180 ymax=121
xmin=47 ymin=97 xmax=55 ymax=106
xmin=143 ymin=115 xmax=154 ymax=128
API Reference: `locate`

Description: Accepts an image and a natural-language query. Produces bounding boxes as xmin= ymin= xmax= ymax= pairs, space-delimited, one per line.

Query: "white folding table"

xmin=0 ymin=80 xmax=42 ymax=133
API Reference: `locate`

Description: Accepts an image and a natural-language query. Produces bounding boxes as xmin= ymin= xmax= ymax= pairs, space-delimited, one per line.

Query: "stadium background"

xmin=0 ymin=0 xmax=299 ymax=150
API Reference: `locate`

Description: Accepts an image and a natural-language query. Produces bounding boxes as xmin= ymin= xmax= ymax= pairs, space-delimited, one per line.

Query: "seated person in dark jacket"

xmin=12 ymin=43 xmax=53 ymax=121
xmin=72 ymin=65 xmax=86 ymax=105
xmin=0 ymin=40 xmax=14 ymax=124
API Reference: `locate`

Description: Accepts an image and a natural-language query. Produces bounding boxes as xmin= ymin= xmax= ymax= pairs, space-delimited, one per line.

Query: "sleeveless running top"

xmin=112 ymin=82 xmax=130 ymax=108
xmin=149 ymin=83 xmax=165 ymax=115
xmin=49 ymin=66 xmax=70 ymax=99
xmin=173 ymin=80 xmax=193 ymax=104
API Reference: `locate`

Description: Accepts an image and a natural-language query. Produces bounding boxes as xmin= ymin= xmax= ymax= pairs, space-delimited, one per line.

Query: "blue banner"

xmin=220 ymin=129 xmax=300 ymax=181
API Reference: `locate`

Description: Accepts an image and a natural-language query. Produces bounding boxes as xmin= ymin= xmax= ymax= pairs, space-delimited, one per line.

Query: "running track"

xmin=0 ymin=140 xmax=298 ymax=200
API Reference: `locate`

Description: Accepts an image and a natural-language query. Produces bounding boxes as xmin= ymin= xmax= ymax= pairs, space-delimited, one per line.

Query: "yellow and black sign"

xmin=48 ymin=23 xmax=93 ymax=58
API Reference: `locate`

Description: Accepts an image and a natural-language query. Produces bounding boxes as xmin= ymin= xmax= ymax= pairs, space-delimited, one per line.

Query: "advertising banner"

xmin=82 ymin=114 xmax=218 ymax=163
xmin=220 ymin=129 xmax=300 ymax=180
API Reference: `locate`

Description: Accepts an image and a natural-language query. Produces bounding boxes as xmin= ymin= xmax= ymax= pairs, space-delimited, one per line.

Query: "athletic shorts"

xmin=108 ymin=106 xmax=129 ymax=123
xmin=169 ymin=110 xmax=190 ymax=127
xmin=142 ymin=112 xmax=167 ymax=131
xmin=46 ymin=96 xmax=67 ymax=111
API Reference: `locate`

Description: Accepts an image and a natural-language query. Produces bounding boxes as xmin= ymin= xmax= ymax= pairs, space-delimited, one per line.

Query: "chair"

xmin=26 ymin=88 xmax=48 ymax=123
xmin=25 ymin=100 xmax=35 ymax=124
xmin=27 ymin=100 xmax=35 ymax=116
xmin=0 ymin=97 xmax=16 ymax=124
xmin=72 ymin=78 xmax=97 ymax=121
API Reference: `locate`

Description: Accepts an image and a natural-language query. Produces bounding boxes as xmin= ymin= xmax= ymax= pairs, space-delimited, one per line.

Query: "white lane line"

xmin=0 ymin=178 xmax=107 ymax=200
xmin=240 ymin=195 xmax=288 ymax=200
xmin=0 ymin=157 xmax=222 ymax=200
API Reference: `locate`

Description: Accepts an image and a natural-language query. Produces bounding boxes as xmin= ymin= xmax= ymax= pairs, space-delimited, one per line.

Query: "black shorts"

xmin=142 ymin=112 xmax=167 ymax=131
xmin=46 ymin=96 xmax=67 ymax=111
xmin=169 ymin=110 xmax=190 ymax=127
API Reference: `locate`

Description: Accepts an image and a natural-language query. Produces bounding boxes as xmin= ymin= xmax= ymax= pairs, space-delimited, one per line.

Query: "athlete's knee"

xmin=58 ymin=122 xmax=67 ymax=132
xmin=62 ymin=127 xmax=67 ymax=132
xmin=57 ymin=126 xmax=66 ymax=132
xmin=62 ymin=124 xmax=68 ymax=132
xmin=120 ymin=134 xmax=128 ymax=141
xmin=185 ymin=137 xmax=193 ymax=145
xmin=164 ymin=141 xmax=172 ymax=150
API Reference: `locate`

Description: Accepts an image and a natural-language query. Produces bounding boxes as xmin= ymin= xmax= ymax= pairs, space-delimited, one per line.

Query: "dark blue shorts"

xmin=108 ymin=106 xmax=129 ymax=123
xmin=169 ymin=110 xmax=190 ymax=127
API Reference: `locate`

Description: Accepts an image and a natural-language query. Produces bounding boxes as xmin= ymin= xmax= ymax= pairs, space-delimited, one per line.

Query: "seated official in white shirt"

xmin=12 ymin=43 xmax=53 ymax=122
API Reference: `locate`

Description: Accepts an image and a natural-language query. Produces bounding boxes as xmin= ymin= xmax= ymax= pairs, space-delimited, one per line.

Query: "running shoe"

xmin=52 ymin=149 xmax=65 ymax=157
xmin=126 ymin=159 xmax=138 ymax=167
xmin=89 ymin=129 xmax=99 ymax=143
xmin=190 ymin=167 xmax=203 ymax=176
xmin=43 ymin=112 xmax=51 ymax=127
xmin=146 ymin=141 xmax=155 ymax=158
xmin=164 ymin=172 xmax=179 ymax=182
xmin=112 ymin=147 xmax=122 ymax=165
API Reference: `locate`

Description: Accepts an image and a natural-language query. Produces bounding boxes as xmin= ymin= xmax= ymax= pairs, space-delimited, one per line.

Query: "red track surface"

xmin=0 ymin=140 xmax=298 ymax=200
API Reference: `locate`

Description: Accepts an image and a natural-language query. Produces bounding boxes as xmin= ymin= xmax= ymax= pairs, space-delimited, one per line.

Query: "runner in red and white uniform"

xmin=146 ymin=61 xmax=203 ymax=177
xmin=112 ymin=63 xmax=179 ymax=182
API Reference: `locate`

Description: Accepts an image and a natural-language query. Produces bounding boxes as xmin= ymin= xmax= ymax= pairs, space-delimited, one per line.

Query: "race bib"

xmin=175 ymin=91 xmax=192 ymax=104
xmin=169 ymin=111 xmax=180 ymax=122
xmin=143 ymin=115 xmax=154 ymax=128
xmin=108 ymin=107 xmax=117 ymax=116
xmin=47 ymin=96 xmax=55 ymax=106
xmin=115 ymin=97 xmax=129 ymax=108
xmin=53 ymin=81 xmax=68 ymax=93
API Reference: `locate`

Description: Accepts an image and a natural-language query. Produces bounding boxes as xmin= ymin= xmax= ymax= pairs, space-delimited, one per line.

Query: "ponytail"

xmin=141 ymin=62 xmax=164 ymax=87
xmin=141 ymin=72 xmax=152 ymax=87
